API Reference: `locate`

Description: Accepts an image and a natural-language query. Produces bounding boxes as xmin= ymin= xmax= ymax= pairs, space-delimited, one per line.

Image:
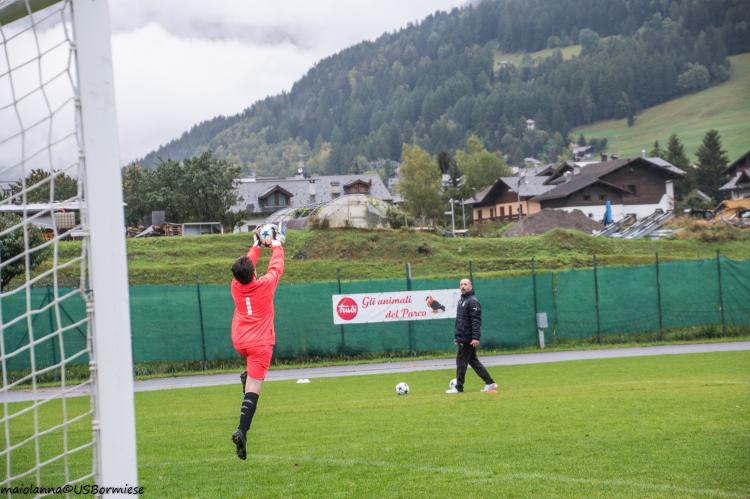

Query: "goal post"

xmin=73 ymin=0 xmax=138 ymax=490
xmin=0 ymin=0 xmax=137 ymax=492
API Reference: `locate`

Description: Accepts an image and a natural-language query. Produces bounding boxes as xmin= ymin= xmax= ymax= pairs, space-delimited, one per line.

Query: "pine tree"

xmin=695 ymin=130 xmax=729 ymax=202
xmin=648 ymin=140 xmax=665 ymax=159
xmin=666 ymin=133 xmax=694 ymax=200
xmin=666 ymin=134 xmax=690 ymax=170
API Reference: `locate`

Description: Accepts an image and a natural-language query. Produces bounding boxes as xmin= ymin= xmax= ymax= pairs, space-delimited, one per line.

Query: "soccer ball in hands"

xmin=448 ymin=378 xmax=457 ymax=390
xmin=257 ymin=224 xmax=276 ymax=246
xmin=395 ymin=382 xmax=409 ymax=395
xmin=257 ymin=223 xmax=285 ymax=246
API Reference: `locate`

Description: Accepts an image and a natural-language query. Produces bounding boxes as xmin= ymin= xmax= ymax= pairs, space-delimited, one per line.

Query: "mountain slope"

xmin=137 ymin=0 xmax=750 ymax=174
xmin=575 ymin=52 xmax=750 ymax=161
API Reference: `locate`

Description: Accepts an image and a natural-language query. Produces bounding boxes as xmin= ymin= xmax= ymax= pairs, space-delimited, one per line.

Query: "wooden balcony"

xmin=474 ymin=214 xmax=520 ymax=223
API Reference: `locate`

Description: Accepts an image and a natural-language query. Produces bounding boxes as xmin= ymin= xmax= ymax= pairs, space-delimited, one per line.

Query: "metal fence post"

xmin=196 ymin=276 xmax=207 ymax=367
xmin=593 ymin=255 xmax=601 ymax=344
xmin=406 ymin=263 xmax=415 ymax=355
xmin=655 ymin=252 xmax=663 ymax=340
xmin=46 ymin=287 xmax=57 ymax=366
xmin=468 ymin=260 xmax=473 ymax=283
xmin=551 ymin=272 xmax=559 ymax=340
xmin=716 ymin=250 xmax=727 ymax=336
xmin=532 ymin=257 xmax=540 ymax=347
xmin=337 ymin=268 xmax=346 ymax=353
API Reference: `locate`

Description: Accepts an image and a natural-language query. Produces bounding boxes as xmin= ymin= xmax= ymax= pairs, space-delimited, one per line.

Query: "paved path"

xmin=5 ymin=341 xmax=749 ymax=403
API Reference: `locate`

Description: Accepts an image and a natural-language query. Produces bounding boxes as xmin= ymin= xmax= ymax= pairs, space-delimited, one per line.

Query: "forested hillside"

xmin=138 ymin=0 xmax=750 ymax=175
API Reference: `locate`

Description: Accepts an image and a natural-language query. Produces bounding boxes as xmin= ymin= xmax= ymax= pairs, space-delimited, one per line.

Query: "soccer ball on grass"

xmin=395 ymin=382 xmax=409 ymax=395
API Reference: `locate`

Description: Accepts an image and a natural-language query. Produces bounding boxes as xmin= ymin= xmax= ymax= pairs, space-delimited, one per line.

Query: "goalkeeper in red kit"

xmin=230 ymin=224 xmax=284 ymax=460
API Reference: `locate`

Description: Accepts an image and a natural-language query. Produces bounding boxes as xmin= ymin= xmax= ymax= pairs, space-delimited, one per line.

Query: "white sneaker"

xmin=480 ymin=383 xmax=498 ymax=393
xmin=445 ymin=387 xmax=461 ymax=394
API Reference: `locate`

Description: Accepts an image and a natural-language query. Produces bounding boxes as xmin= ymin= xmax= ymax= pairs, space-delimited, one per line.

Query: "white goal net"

xmin=0 ymin=0 xmax=136 ymax=495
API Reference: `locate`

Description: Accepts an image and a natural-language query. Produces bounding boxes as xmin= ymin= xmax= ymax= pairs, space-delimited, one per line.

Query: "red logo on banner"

xmin=336 ymin=297 xmax=358 ymax=321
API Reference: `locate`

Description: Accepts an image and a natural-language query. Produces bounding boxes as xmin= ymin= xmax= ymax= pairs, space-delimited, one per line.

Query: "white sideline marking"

xmin=143 ymin=454 xmax=746 ymax=497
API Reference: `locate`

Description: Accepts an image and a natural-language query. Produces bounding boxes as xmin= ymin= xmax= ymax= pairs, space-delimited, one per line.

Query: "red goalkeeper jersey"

xmin=230 ymin=245 xmax=285 ymax=349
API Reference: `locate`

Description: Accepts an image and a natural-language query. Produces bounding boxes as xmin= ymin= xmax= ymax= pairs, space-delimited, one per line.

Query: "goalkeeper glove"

xmin=271 ymin=224 xmax=285 ymax=247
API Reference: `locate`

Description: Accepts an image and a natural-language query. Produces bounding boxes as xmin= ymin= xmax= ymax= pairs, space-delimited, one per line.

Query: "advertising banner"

xmin=332 ymin=289 xmax=460 ymax=325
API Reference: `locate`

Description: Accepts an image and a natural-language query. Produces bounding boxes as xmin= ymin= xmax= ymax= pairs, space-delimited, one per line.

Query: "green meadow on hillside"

xmin=575 ymin=52 xmax=750 ymax=162
xmin=493 ymin=43 xmax=582 ymax=68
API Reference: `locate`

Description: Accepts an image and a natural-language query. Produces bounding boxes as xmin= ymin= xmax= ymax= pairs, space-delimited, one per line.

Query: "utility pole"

xmin=450 ymin=198 xmax=456 ymax=237
xmin=445 ymin=198 xmax=456 ymax=237
xmin=516 ymin=170 xmax=527 ymax=221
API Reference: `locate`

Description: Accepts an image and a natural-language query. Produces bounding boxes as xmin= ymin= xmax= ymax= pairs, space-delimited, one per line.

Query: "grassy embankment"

xmin=24 ymin=227 xmax=750 ymax=287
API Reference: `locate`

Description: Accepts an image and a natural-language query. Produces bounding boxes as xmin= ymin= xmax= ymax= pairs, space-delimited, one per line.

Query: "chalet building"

xmin=467 ymin=171 xmax=554 ymax=222
xmin=719 ymin=150 xmax=750 ymax=200
xmin=572 ymin=145 xmax=593 ymax=161
xmin=234 ymin=172 xmax=392 ymax=227
xmin=466 ymin=157 xmax=685 ymax=223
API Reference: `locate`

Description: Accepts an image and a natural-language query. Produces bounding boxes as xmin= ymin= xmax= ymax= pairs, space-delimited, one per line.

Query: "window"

xmin=345 ymin=182 xmax=370 ymax=194
xmin=500 ymin=206 xmax=505 ymax=217
xmin=490 ymin=208 xmax=495 ymax=218
xmin=628 ymin=184 xmax=637 ymax=195
xmin=599 ymin=194 xmax=605 ymax=201
xmin=583 ymin=195 xmax=591 ymax=201
xmin=478 ymin=209 xmax=483 ymax=221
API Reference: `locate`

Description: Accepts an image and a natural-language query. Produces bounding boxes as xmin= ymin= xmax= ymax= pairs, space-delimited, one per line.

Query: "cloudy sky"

xmin=107 ymin=0 xmax=468 ymax=164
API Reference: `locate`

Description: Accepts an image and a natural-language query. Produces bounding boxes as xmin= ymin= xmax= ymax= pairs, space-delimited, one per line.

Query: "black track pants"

xmin=455 ymin=343 xmax=494 ymax=390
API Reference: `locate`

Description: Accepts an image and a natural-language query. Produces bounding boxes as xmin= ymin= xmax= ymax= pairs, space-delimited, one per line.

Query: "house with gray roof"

xmin=465 ymin=157 xmax=685 ymax=223
xmin=533 ymin=157 xmax=685 ymax=221
xmin=463 ymin=172 xmax=556 ymax=222
xmin=233 ymin=172 xmax=393 ymax=228
xmin=719 ymin=149 xmax=750 ymax=200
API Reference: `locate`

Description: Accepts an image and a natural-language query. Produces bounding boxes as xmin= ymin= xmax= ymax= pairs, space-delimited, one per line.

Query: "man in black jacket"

xmin=446 ymin=278 xmax=497 ymax=394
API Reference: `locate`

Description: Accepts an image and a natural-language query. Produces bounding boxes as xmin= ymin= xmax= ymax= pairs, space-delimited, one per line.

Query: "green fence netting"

xmin=1 ymin=287 xmax=87 ymax=373
xmin=3 ymin=256 xmax=749 ymax=371
xmin=721 ymin=258 xmax=750 ymax=327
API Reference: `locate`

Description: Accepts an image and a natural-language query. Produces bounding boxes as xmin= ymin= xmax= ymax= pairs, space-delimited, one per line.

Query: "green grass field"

xmin=575 ymin=52 xmax=750 ymax=162
xmin=6 ymin=351 xmax=749 ymax=497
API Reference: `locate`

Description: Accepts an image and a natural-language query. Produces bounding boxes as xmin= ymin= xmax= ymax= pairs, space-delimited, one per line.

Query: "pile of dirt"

xmin=504 ymin=209 xmax=603 ymax=236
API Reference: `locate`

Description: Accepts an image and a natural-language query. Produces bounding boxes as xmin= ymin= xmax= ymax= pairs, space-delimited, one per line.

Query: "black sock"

xmin=238 ymin=392 xmax=259 ymax=435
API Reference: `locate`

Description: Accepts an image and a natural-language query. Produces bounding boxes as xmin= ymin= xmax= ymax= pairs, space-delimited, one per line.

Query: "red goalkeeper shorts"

xmin=236 ymin=345 xmax=274 ymax=381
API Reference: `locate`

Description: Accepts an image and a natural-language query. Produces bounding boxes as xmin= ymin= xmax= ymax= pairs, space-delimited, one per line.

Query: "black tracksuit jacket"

xmin=454 ymin=290 xmax=481 ymax=343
